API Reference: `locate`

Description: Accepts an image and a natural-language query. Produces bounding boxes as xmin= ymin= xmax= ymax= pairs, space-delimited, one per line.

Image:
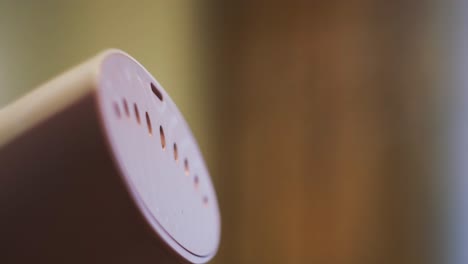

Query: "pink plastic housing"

xmin=97 ymin=52 xmax=221 ymax=263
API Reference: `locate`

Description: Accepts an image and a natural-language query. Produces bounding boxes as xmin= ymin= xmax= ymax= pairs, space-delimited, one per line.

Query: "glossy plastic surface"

xmin=96 ymin=52 xmax=220 ymax=262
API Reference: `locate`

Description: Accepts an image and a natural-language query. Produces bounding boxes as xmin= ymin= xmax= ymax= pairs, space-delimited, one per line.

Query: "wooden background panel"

xmin=208 ymin=1 xmax=440 ymax=263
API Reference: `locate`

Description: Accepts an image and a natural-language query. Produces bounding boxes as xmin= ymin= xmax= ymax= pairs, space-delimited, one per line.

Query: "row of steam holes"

xmin=113 ymin=83 xmax=209 ymax=207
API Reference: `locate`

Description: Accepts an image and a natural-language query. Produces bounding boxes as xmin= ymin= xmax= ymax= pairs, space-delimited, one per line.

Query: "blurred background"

xmin=0 ymin=1 xmax=457 ymax=263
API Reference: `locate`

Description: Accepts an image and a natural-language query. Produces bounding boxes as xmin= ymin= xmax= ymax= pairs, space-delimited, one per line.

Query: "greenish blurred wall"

xmin=0 ymin=0 xmax=214 ymax=162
